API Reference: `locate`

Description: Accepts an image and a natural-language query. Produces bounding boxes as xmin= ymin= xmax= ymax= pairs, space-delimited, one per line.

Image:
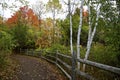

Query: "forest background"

xmin=0 ymin=0 xmax=120 ymax=79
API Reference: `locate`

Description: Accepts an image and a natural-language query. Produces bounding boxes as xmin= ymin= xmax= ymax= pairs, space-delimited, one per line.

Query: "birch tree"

xmin=68 ymin=0 xmax=73 ymax=54
xmin=77 ymin=0 xmax=84 ymax=69
xmin=0 ymin=0 xmax=7 ymax=21
xmin=0 ymin=0 xmax=28 ymax=21
xmin=32 ymin=1 xmax=45 ymax=20
xmin=46 ymin=0 xmax=62 ymax=44
xmin=66 ymin=0 xmax=77 ymax=54
xmin=83 ymin=0 xmax=102 ymax=71
xmin=32 ymin=1 xmax=45 ymax=30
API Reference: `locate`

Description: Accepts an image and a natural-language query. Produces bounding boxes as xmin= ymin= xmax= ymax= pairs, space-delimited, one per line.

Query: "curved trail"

xmin=13 ymin=55 xmax=66 ymax=80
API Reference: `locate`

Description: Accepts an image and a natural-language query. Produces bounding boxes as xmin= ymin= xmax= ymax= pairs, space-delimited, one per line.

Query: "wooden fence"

xmin=20 ymin=49 xmax=120 ymax=80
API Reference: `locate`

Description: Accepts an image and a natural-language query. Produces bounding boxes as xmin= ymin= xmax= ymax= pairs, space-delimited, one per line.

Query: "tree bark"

xmin=77 ymin=0 xmax=84 ymax=69
xmin=52 ymin=7 xmax=56 ymax=44
xmin=83 ymin=4 xmax=101 ymax=71
xmin=68 ymin=0 xmax=73 ymax=55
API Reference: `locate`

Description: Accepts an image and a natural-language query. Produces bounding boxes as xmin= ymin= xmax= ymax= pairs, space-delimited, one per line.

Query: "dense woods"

xmin=0 ymin=0 xmax=120 ymax=79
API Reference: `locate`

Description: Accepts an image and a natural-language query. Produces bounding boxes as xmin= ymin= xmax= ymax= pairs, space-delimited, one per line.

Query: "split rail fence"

xmin=20 ymin=49 xmax=120 ymax=80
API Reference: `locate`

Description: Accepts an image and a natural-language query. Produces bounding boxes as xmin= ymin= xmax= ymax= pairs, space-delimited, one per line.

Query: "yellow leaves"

xmin=35 ymin=18 xmax=55 ymax=48
xmin=36 ymin=32 xmax=51 ymax=48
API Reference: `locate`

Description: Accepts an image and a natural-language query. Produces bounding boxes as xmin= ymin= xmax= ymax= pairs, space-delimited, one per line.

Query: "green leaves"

xmin=0 ymin=30 xmax=14 ymax=51
xmin=46 ymin=0 xmax=62 ymax=11
xmin=11 ymin=24 xmax=29 ymax=49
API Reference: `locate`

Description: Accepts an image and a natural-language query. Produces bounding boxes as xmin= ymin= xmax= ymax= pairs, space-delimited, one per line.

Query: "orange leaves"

xmin=19 ymin=6 xmax=40 ymax=28
xmin=6 ymin=13 xmax=18 ymax=27
xmin=6 ymin=6 xmax=40 ymax=28
xmin=83 ymin=11 xmax=88 ymax=17
xmin=35 ymin=19 xmax=54 ymax=48
xmin=83 ymin=10 xmax=88 ymax=22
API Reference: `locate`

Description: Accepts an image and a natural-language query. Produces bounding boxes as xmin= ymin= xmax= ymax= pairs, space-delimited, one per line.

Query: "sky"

xmin=0 ymin=0 xmax=49 ymax=19
xmin=0 ymin=0 xmax=45 ymax=19
xmin=0 ymin=0 xmax=88 ymax=20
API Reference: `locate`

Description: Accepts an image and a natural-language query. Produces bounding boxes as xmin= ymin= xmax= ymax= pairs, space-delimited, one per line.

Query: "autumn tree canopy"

xmin=6 ymin=6 xmax=40 ymax=28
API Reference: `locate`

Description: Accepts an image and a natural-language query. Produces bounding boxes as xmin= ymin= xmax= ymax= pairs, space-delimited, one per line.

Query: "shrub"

xmin=45 ymin=44 xmax=70 ymax=55
xmin=0 ymin=30 xmax=14 ymax=70
xmin=89 ymin=43 xmax=119 ymax=67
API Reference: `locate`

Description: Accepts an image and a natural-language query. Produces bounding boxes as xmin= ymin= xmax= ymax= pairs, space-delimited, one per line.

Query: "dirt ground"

xmin=13 ymin=55 xmax=67 ymax=80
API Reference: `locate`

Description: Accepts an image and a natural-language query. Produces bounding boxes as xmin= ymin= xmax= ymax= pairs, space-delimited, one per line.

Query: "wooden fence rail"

xmin=20 ymin=49 xmax=120 ymax=80
xmin=56 ymin=52 xmax=95 ymax=80
xmin=77 ymin=58 xmax=120 ymax=75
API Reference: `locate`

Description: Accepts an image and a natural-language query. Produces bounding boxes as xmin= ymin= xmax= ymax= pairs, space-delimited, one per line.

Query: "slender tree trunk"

xmin=68 ymin=0 xmax=73 ymax=54
xmin=77 ymin=0 xmax=84 ymax=69
xmin=2 ymin=0 xmax=5 ymax=23
xmin=52 ymin=7 xmax=56 ymax=44
xmin=116 ymin=0 xmax=120 ymax=19
xmin=83 ymin=4 xmax=101 ymax=71
xmin=38 ymin=14 xmax=41 ymax=31
xmin=83 ymin=3 xmax=91 ymax=71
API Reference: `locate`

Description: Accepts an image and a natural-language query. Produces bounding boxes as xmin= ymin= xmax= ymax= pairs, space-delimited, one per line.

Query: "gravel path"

xmin=13 ymin=55 xmax=66 ymax=80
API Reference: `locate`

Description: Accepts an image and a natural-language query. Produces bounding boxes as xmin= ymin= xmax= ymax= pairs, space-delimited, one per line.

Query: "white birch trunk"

xmin=77 ymin=0 xmax=84 ymax=69
xmin=83 ymin=2 xmax=91 ymax=71
xmin=2 ymin=0 xmax=5 ymax=21
xmin=83 ymin=4 xmax=101 ymax=71
xmin=68 ymin=0 xmax=73 ymax=54
xmin=52 ymin=8 xmax=56 ymax=44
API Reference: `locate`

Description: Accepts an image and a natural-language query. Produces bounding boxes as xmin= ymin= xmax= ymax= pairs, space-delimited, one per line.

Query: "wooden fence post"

xmin=26 ymin=49 xmax=28 ymax=55
xmin=72 ymin=51 xmax=76 ymax=80
xmin=20 ymin=48 xmax=21 ymax=53
xmin=56 ymin=50 xmax=58 ymax=65
xmin=32 ymin=49 xmax=34 ymax=56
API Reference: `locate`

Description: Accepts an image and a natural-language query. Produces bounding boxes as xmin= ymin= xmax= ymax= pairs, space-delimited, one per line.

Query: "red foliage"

xmin=6 ymin=6 xmax=40 ymax=28
xmin=83 ymin=10 xmax=88 ymax=22
xmin=83 ymin=11 xmax=88 ymax=17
